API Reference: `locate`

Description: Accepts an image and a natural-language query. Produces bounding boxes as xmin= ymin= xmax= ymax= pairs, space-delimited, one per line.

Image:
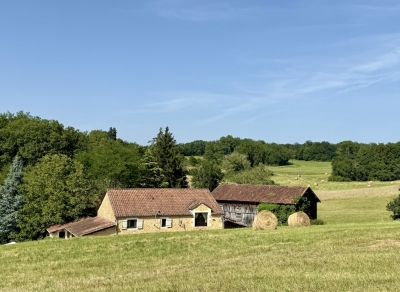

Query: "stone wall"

xmin=117 ymin=204 xmax=223 ymax=235
xmin=97 ymin=194 xmax=115 ymax=222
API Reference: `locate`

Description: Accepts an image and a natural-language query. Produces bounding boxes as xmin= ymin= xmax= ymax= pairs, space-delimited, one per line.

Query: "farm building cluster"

xmin=47 ymin=184 xmax=321 ymax=239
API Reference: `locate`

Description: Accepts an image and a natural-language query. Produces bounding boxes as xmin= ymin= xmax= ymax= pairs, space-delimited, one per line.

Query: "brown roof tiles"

xmin=47 ymin=216 xmax=115 ymax=236
xmin=106 ymin=188 xmax=223 ymax=217
xmin=212 ymin=184 xmax=320 ymax=204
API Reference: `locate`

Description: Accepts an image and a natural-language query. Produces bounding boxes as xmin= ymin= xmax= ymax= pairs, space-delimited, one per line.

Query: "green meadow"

xmin=1 ymin=161 xmax=400 ymax=292
xmin=268 ymin=159 xmax=397 ymax=191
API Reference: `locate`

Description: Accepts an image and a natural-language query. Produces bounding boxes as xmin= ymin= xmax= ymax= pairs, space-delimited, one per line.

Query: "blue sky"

xmin=1 ymin=1 xmax=400 ymax=145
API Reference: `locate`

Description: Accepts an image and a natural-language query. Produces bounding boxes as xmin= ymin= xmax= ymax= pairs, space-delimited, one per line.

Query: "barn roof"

xmin=47 ymin=217 xmax=115 ymax=236
xmin=106 ymin=188 xmax=223 ymax=217
xmin=212 ymin=184 xmax=320 ymax=204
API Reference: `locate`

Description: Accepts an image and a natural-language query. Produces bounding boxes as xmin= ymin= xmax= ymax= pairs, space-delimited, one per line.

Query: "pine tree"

xmin=107 ymin=127 xmax=117 ymax=140
xmin=140 ymin=149 xmax=169 ymax=188
xmin=0 ymin=156 xmax=23 ymax=243
xmin=151 ymin=127 xmax=188 ymax=188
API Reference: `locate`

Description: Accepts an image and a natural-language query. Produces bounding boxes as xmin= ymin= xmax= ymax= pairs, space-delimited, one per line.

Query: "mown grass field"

xmin=268 ymin=159 xmax=398 ymax=191
xmin=1 ymin=161 xmax=400 ymax=292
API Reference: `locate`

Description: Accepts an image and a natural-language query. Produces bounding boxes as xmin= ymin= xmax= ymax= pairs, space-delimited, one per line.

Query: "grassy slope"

xmin=2 ymin=161 xmax=400 ymax=292
xmin=268 ymin=159 xmax=398 ymax=191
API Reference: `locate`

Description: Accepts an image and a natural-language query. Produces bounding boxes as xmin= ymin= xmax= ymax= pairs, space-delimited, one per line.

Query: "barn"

xmin=212 ymin=184 xmax=321 ymax=227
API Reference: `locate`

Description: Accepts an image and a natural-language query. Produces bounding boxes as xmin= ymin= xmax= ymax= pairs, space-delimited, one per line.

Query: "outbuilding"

xmin=212 ymin=184 xmax=320 ymax=227
xmin=47 ymin=216 xmax=116 ymax=238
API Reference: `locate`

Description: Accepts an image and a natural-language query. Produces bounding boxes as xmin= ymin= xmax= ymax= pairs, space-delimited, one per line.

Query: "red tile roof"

xmin=47 ymin=217 xmax=115 ymax=236
xmin=106 ymin=188 xmax=223 ymax=217
xmin=212 ymin=184 xmax=320 ymax=204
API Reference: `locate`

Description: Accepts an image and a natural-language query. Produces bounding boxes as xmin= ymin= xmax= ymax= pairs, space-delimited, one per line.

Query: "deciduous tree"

xmin=16 ymin=154 xmax=96 ymax=241
xmin=386 ymin=191 xmax=400 ymax=220
xmin=75 ymin=131 xmax=141 ymax=190
xmin=222 ymin=152 xmax=250 ymax=173
xmin=191 ymin=159 xmax=223 ymax=191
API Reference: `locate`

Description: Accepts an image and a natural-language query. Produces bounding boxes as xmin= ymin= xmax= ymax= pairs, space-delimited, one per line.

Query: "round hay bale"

xmin=252 ymin=210 xmax=278 ymax=231
xmin=288 ymin=211 xmax=310 ymax=227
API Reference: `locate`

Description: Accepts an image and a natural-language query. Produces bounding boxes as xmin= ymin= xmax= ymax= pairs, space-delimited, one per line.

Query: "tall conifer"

xmin=151 ymin=127 xmax=188 ymax=188
xmin=0 ymin=156 xmax=23 ymax=243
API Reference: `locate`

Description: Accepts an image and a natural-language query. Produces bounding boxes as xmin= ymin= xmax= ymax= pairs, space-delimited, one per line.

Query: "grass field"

xmin=268 ymin=159 xmax=398 ymax=191
xmin=1 ymin=161 xmax=400 ymax=292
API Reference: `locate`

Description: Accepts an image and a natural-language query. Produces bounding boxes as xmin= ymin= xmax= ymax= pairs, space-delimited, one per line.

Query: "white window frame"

xmin=122 ymin=218 xmax=144 ymax=230
xmin=160 ymin=217 xmax=172 ymax=228
xmin=193 ymin=211 xmax=210 ymax=227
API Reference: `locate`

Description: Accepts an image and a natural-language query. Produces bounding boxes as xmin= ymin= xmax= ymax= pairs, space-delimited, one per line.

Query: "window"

xmin=127 ymin=219 xmax=137 ymax=229
xmin=160 ymin=218 xmax=172 ymax=228
xmin=194 ymin=212 xmax=208 ymax=227
xmin=122 ymin=218 xmax=144 ymax=230
xmin=59 ymin=231 xmax=65 ymax=238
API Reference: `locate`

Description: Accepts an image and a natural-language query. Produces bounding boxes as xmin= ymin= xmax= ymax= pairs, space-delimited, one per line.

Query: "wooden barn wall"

xmin=303 ymin=189 xmax=319 ymax=219
xmin=218 ymin=202 xmax=258 ymax=227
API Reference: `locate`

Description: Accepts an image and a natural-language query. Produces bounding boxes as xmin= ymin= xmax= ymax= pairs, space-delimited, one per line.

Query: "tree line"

xmin=1 ymin=111 xmax=399 ymax=242
xmin=0 ymin=112 xmax=187 ymax=242
xmin=178 ymin=137 xmax=337 ymax=163
xmin=180 ymin=137 xmax=400 ymax=182
xmin=331 ymin=141 xmax=400 ymax=182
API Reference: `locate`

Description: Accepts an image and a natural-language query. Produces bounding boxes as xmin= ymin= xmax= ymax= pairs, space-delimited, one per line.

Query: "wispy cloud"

xmin=357 ymin=4 xmax=400 ymax=12
xmin=248 ymin=40 xmax=400 ymax=102
xmin=351 ymin=47 xmax=400 ymax=73
xmin=201 ymin=99 xmax=267 ymax=124
xmin=126 ymin=34 xmax=400 ymax=126
xmin=121 ymin=92 xmax=226 ymax=115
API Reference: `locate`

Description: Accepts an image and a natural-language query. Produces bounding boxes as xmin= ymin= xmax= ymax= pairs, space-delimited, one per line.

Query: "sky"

xmin=1 ymin=1 xmax=400 ymax=145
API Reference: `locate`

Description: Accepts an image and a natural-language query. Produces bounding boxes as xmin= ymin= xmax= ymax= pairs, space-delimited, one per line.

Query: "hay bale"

xmin=252 ymin=211 xmax=278 ymax=231
xmin=288 ymin=211 xmax=310 ymax=227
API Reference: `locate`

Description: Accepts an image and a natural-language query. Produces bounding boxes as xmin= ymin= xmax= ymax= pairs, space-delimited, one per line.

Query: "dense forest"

xmin=1 ymin=111 xmax=400 ymax=242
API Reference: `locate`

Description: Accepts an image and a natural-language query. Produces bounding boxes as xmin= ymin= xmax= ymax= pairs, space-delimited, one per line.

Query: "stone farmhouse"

xmin=212 ymin=184 xmax=321 ymax=227
xmin=47 ymin=188 xmax=224 ymax=238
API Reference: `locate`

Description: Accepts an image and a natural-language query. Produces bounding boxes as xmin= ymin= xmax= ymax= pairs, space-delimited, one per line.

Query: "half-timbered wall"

xmin=218 ymin=202 xmax=258 ymax=227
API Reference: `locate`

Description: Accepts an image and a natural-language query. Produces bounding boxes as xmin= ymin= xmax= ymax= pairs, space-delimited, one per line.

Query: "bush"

xmin=310 ymin=219 xmax=325 ymax=225
xmin=222 ymin=152 xmax=250 ymax=173
xmin=257 ymin=203 xmax=295 ymax=226
xmin=328 ymin=175 xmax=351 ymax=182
xmin=386 ymin=193 xmax=400 ymax=220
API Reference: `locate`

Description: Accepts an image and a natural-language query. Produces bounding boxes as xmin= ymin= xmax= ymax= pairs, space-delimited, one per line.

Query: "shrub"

xmin=222 ymin=152 xmax=251 ymax=173
xmin=386 ymin=193 xmax=400 ymax=220
xmin=310 ymin=219 xmax=325 ymax=225
xmin=257 ymin=203 xmax=295 ymax=226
